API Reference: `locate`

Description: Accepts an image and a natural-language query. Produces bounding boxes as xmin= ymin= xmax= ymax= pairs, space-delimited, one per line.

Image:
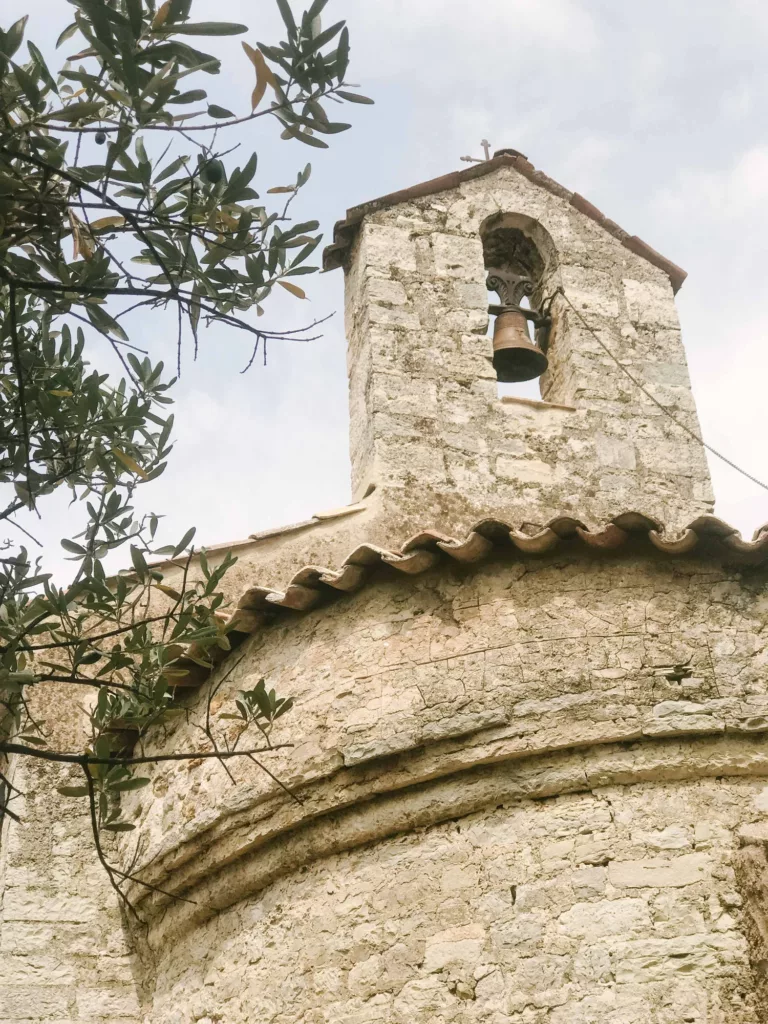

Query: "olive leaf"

xmin=242 ymin=42 xmax=276 ymax=111
xmin=111 ymin=448 xmax=149 ymax=479
xmin=207 ymin=104 xmax=234 ymax=119
xmin=156 ymin=21 xmax=248 ymax=35
xmin=278 ymin=280 xmax=307 ymax=299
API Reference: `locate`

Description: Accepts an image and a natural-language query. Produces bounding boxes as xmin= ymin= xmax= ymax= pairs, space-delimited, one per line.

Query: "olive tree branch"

xmin=0 ymin=742 xmax=292 ymax=764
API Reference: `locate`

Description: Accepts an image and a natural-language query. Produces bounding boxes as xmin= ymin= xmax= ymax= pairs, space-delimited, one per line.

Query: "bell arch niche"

xmin=480 ymin=213 xmax=558 ymax=400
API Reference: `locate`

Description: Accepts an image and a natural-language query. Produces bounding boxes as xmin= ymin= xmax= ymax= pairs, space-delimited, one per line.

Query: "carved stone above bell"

xmin=486 ymin=267 xmax=534 ymax=309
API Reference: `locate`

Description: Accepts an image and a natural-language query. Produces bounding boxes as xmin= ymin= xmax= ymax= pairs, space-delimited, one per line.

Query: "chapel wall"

xmin=0 ymin=757 xmax=141 ymax=1024
xmin=0 ymin=152 xmax=752 ymax=1024
xmin=107 ymin=550 xmax=768 ymax=1020
xmin=0 ymin=684 xmax=142 ymax=1023
xmin=135 ymin=776 xmax=767 ymax=1024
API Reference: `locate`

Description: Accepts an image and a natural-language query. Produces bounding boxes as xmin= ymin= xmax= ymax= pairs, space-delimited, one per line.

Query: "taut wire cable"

xmin=553 ymin=288 xmax=768 ymax=495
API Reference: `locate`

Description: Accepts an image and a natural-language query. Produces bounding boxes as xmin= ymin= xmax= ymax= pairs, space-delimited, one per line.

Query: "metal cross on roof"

xmin=460 ymin=139 xmax=492 ymax=164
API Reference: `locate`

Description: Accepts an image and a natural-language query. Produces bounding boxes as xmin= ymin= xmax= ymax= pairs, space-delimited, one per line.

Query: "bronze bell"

xmin=492 ymin=308 xmax=549 ymax=383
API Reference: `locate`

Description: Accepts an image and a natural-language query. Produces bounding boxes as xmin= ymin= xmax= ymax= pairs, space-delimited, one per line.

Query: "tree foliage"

xmin=0 ymin=0 xmax=368 ymax=912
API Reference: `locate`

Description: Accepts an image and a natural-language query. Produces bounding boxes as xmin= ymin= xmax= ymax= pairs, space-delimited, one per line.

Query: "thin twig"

xmin=559 ymin=290 xmax=768 ymax=494
xmin=14 ymin=613 xmax=171 ymax=652
xmin=82 ymin=762 xmax=141 ymax=922
xmin=6 ymin=517 xmax=43 ymax=548
xmin=246 ymin=752 xmax=303 ymax=805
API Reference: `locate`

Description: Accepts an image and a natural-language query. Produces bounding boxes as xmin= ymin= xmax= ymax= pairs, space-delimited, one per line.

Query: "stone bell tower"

xmin=325 ymin=148 xmax=714 ymax=536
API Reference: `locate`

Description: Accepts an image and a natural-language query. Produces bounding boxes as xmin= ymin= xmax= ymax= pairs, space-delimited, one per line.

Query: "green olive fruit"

xmin=204 ymin=161 xmax=224 ymax=184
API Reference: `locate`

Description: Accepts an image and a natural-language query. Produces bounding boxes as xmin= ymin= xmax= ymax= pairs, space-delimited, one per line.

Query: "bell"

xmin=491 ymin=309 xmax=549 ymax=383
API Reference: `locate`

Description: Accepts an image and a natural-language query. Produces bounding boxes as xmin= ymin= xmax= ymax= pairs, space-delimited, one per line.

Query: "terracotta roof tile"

xmin=161 ymin=512 xmax=768 ymax=694
xmin=322 ymin=152 xmax=687 ymax=293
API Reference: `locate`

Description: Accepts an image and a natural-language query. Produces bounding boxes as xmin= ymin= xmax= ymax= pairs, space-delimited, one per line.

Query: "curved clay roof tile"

xmin=158 ymin=512 xmax=768 ymax=702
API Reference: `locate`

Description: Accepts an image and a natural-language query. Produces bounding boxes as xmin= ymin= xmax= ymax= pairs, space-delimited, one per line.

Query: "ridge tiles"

xmin=321 ymin=151 xmax=687 ymax=293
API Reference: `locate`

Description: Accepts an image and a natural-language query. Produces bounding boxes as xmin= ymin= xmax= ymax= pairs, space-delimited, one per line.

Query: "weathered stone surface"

xmin=78 ymin=549 xmax=765 ymax=1022
xmin=735 ymin=843 xmax=768 ymax=1022
xmin=0 ymin=759 xmax=141 ymax=1023
xmin=609 ymin=853 xmax=711 ymax=888
xmin=1 ymin=159 xmax=764 ymax=1024
xmin=343 ymin=164 xmax=713 ymax=535
xmin=137 ymin=779 xmax=763 ymax=1023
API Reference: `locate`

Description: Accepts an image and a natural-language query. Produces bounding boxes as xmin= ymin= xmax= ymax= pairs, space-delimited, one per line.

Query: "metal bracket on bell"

xmin=488 ymin=302 xmax=551 ymax=329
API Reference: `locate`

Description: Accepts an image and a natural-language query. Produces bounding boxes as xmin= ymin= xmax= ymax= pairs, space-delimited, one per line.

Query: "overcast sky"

xmin=13 ymin=0 xmax=768 ymax=577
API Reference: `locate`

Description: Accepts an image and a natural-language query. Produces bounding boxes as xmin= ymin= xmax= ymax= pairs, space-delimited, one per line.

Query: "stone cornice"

xmin=129 ymin=728 xmax=768 ymax=945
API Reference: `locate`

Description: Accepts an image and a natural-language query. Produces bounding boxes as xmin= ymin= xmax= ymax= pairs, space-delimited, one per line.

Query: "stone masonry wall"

xmin=344 ymin=165 xmax=714 ymax=535
xmin=94 ymin=549 xmax=768 ymax=1022
xmin=734 ymin=841 xmax=768 ymax=1020
xmin=137 ymin=778 xmax=766 ymax=1024
xmin=0 ymin=758 xmax=141 ymax=1024
xmin=0 ymin=686 xmax=141 ymax=1024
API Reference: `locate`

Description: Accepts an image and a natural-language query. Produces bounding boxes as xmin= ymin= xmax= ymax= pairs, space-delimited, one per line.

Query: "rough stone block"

xmin=422 ymin=924 xmax=486 ymax=973
xmin=75 ymin=986 xmax=141 ymax=1018
xmin=609 ymin=853 xmax=710 ymax=888
xmin=358 ymin=222 xmax=417 ymax=272
xmin=432 ymin=233 xmax=484 ymax=279
xmin=559 ymin=898 xmax=651 ymax=937
xmin=495 ymin=456 xmax=553 ymax=485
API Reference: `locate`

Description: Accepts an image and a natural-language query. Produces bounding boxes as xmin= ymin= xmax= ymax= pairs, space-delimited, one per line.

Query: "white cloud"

xmin=688 ymin=306 xmax=768 ymax=534
xmin=656 ymin=145 xmax=768 ymax=221
xmin=351 ymin=0 xmax=599 ymax=82
xmin=144 ymin=325 xmax=353 ymax=549
xmin=557 ymin=135 xmax=626 ymax=195
xmin=719 ymin=81 xmax=753 ymax=120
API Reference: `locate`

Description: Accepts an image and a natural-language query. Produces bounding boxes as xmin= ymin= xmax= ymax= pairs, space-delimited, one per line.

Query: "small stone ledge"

xmin=342 ymin=731 xmax=419 ymax=768
xmin=125 ymin=695 xmax=768 ymax=906
xmin=499 ymin=395 xmax=577 ymax=413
